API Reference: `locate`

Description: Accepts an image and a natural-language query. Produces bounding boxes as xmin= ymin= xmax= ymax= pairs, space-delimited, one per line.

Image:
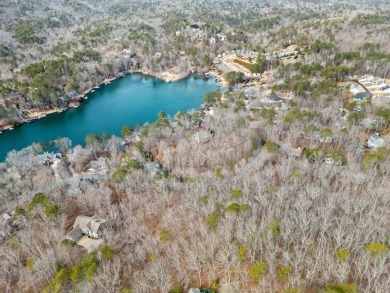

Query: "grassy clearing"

xmin=233 ymin=58 xmax=253 ymax=71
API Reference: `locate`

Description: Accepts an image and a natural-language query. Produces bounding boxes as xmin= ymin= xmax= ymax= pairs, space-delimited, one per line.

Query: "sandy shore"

xmin=131 ymin=69 xmax=188 ymax=82
xmin=207 ymin=70 xmax=230 ymax=87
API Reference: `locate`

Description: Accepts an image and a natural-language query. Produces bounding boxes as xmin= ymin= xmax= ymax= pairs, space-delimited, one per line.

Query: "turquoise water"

xmin=0 ymin=73 xmax=218 ymax=161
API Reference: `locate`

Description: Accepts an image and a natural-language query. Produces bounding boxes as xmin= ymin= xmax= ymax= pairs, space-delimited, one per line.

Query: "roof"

xmin=36 ymin=152 xmax=62 ymax=164
xmin=66 ymin=227 xmax=83 ymax=242
xmin=73 ymin=215 xmax=106 ymax=234
xmin=193 ymin=130 xmax=212 ymax=143
xmin=368 ymin=133 xmax=384 ymax=148
xmin=144 ymin=162 xmax=161 ymax=176
xmin=188 ymin=289 xmax=201 ymax=293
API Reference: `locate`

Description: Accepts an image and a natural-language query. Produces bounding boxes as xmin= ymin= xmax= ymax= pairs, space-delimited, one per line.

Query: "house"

xmin=123 ymin=49 xmax=131 ymax=54
xmin=66 ymin=215 xmax=107 ymax=242
xmin=176 ymin=30 xmax=181 ymax=36
xmin=66 ymin=215 xmax=107 ymax=251
xmin=36 ymin=152 xmax=62 ymax=165
xmin=188 ymin=289 xmax=201 ymax=293
xmin=362 ymin=74 xmax=374 ymax=81
xmin=209 ymin=37 xmax=216 ymax=44
xmin=193 ymin=129 xmax=212 ymax=143
xmin=180 ymin=50 xmax=186 ymax=56
xmin=361 ymin=118 xmax=376 ymax=129
xmin=85 ymin=157 xmax=109 ymax=176
xmin=0 ymin=210 xmax=15 ymax=241
xmin=368 ymin=133 xmax=384 ymax=148
xmin=217 ymin=33 xmax=226 ymax=41
xmin=144 ymin=162 xmax=161 ymax=177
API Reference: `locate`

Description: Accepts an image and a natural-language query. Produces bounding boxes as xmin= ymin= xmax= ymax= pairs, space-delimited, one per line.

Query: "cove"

xmin=0 ymin=73 xmax=218 ymax=161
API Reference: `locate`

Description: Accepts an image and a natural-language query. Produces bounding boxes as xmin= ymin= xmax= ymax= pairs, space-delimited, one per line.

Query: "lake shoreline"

xmin=0 ymin=70 xmax=187 ymax=132
xmin=0 ymin=69 xmax=213 ymax=133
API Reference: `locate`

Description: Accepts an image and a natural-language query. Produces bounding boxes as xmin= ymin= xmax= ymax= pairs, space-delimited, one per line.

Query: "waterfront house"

xmin=368 ymin=133 xmax=384 ymax=148
xmin=36 ymin=152 xmax=62 ymax=165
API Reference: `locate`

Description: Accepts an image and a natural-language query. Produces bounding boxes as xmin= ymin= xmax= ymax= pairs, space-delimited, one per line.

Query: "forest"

xmin=1 ymin=0 xmax=390 ymax=292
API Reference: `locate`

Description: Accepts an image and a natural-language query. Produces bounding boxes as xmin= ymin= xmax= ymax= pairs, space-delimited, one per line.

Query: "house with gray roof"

xmin=193 ymin=129 xmax=212 ymax=143
xmin=368 ymin=133 xmax=384 ymax=148
xmin=188 ymin=289 xmax=201 ymax=293
xmin=66 ymin=215 xmax=107 ymax=252
xmin=36 ymin=152 xmax=62 ymax=165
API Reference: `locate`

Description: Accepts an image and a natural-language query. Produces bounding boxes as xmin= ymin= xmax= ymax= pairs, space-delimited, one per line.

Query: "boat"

xmin=9 ymin=127 xmax=14 ymax=130
xmin=57 ymin=109 xmax=65 ymax=113
xmin=91 ymin=90 xmax=95 ymax=93
xmin=94 ymin=86 xmax=100 ymax=89
xmin=84 ymin=96 xmax=88 ymax=100
xmin=0 ymin=131 xmax=2 ymax=134
xmin=74 ymin=105 xmax=79 ymax=108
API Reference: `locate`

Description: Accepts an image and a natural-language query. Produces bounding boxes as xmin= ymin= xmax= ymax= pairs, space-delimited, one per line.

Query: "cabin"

xmin=368 ymin=133 xmax=384 ymax=148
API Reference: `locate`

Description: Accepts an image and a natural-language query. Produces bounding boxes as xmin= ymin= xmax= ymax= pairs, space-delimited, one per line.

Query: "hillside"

xmin=1 ymin=0 xmax=390 ymax=292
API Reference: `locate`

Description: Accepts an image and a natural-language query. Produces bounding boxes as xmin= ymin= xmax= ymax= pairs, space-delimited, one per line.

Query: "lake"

xmin=0 ymin=73 xmax=219 ymax=161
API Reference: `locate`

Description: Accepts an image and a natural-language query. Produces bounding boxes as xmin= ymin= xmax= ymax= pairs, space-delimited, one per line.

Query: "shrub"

xmin=366 ymin=242 xmax=388 ymax=258
xmin=267 ymin=220 xmax=281 ymax=237
xmin=70 ymin=252 xmax=99 ymax=284
xmin=323 ymin=283 xmax=358 ymax=293
xmin=277 ymin=265 xmax=292 ymax=281
xmin=215 ymin=167 xmax=224 ymax=178
xmin=249 ymin=261 xmax=268 ymax=281
xmin=231 ymin=189 xmax=243 ymax=198
xmin=169 ymin=285 xmax=183 ymax=293
xmin=238 ymin=244 xmax=248 ymax=262
xmin=29 ymin=192 xmax=46 ymax=211
xmin=101 ymin=245 xmax=116 ymax=261
xmin=225 ymin=203 xmax=248 ymax=213
xmin=199 ymin=195 xmax=209 ymax=205
xmin=25 ymin=256 xmax=34 ymax=271
xmin=264 ymin=141 xmax=280 ymax=152
xmin=61 ymin=239 xmax=76 ymax=247
xmin=13 ymin=207 xmax=26 ymax=220
xmin=334 ymin=249 xmax=350 ymax=262
xmin=206 ymin=211 xmax=219 ymax=230
xmin=159 ymin=230 xmax=171 ymax=242
xmin=44 ymin=204 xmax=59 ymax=218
